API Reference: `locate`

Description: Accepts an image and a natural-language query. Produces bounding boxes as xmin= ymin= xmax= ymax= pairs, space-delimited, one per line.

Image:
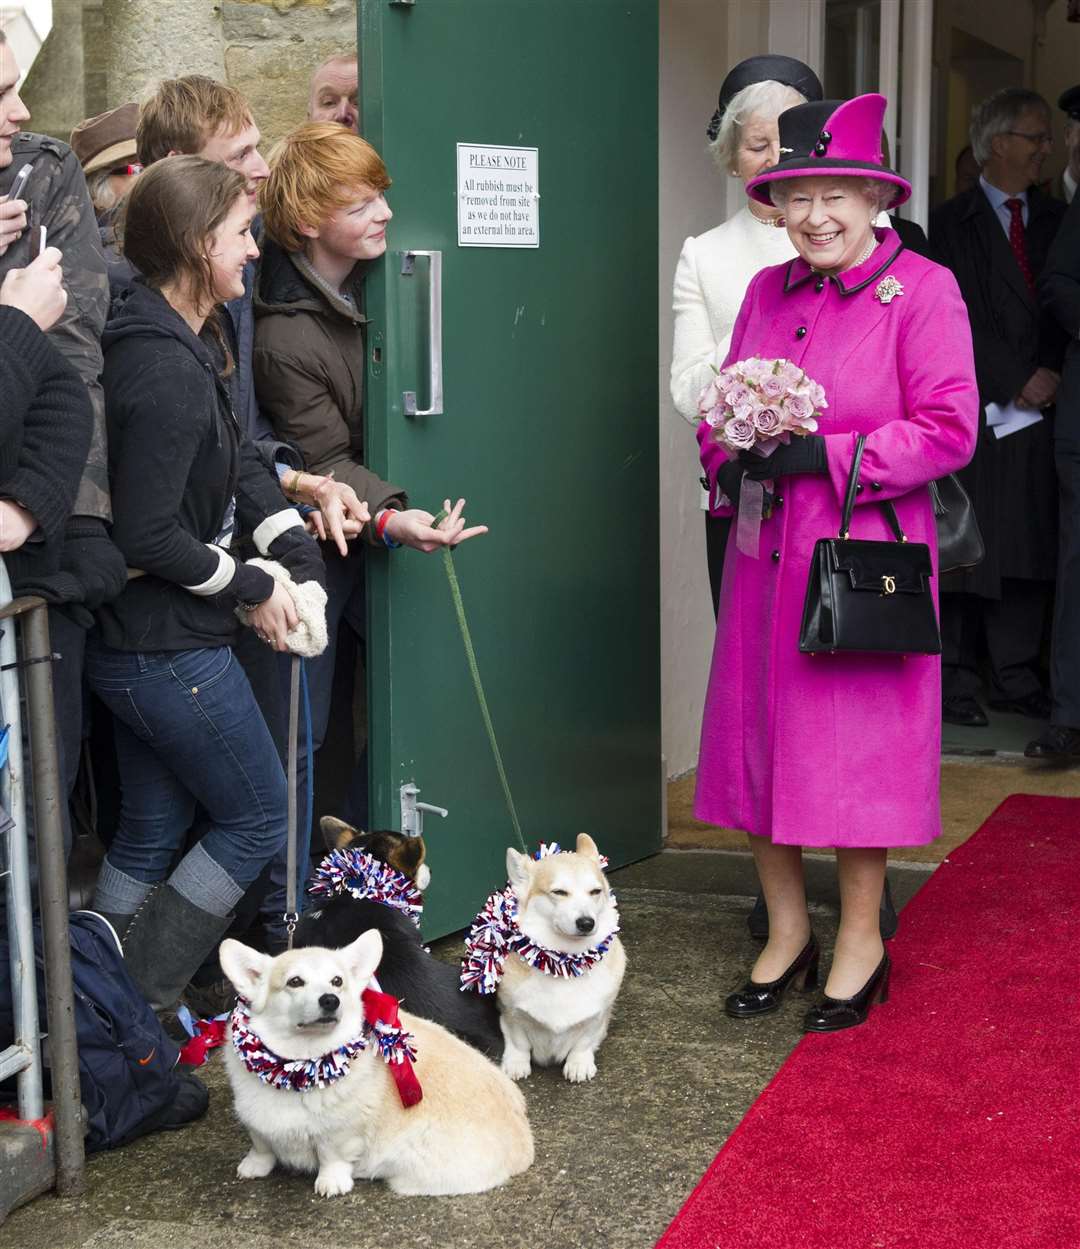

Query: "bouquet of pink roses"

xmin=699 ymin=357 xmax=827 ymax=457
xmin=698 ymin=358 xmax=828 ymax=558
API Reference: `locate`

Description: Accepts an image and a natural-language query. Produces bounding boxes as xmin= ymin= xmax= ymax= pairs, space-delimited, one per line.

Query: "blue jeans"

xmin=85 ymin=642 xmax=288 ymax=918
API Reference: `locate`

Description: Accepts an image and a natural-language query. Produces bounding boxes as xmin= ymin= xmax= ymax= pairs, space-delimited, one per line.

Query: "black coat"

xmin=930 ymin=184 xmax=1067 ymax=597
xmin=1039 ymin=188 xmax=1080 ymax=446
xmin=0 ymin=307 xmax=91 ymax=594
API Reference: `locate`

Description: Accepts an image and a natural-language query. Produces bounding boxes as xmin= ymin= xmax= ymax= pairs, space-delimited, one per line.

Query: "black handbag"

xmin=929 ymin=474 xmax=984 ymax=574
xmin=799 ymin=436 xmax=942 ymax=656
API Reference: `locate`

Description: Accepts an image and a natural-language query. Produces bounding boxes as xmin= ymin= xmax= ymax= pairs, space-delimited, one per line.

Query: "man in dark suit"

xmin=930 ymin=87 xmax=1066 ymax=728
xmin=1032 ymin=127 xmax=1080 ymax=759
xmin=1048 ymin=86 xmax=1080 ymax=205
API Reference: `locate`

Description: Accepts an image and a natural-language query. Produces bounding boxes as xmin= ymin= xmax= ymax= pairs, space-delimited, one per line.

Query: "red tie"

xmin=1005 ymin=198 xmax=1035 ymax=292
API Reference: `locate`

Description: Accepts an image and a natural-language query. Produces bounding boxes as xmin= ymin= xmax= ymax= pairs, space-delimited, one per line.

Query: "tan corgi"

xmin=219 ymin=931 xmax=533 ymax=1198
xmin=497 ymin=834 xmax=626 ymax=1083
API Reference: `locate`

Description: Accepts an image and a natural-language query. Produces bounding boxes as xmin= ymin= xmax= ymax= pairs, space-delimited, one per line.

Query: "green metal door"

xmin=360 ymin=0 xmax=659 ymax=938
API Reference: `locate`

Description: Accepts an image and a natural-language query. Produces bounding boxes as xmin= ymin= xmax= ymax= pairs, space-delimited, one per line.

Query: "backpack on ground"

xmin=0 ymin=910 xmax=205 ymax=1151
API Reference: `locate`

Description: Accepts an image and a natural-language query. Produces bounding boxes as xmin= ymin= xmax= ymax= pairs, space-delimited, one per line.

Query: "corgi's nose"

xmin=319 ymin=993 xmax=340 ymax=1014
xmin=575 ymin=916 xmax=595 ymax=935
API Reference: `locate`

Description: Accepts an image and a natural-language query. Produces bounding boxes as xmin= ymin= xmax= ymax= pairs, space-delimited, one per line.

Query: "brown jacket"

xmin=252 ymin=240 xmax=405 ymax=542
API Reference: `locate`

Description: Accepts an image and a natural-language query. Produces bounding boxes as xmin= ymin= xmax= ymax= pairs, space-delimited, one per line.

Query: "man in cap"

xmin=1049 ymin=86 xmax=1080 ymax=204
xmin=70 ymin=102 xmax=141 ymax=296
xmin=0 ymin=30 xmax=127 ymax=856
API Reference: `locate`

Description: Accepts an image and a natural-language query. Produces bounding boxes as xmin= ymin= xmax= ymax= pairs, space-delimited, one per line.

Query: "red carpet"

xmin=658 ymin=795 xmax=1080 ymax=1249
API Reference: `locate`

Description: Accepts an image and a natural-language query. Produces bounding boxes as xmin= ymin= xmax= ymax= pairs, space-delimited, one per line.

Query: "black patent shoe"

xmin=803 ymin=952 xmax=890 ymax=1033
xmin=725 ymin=936 xmax=820 ymax=1019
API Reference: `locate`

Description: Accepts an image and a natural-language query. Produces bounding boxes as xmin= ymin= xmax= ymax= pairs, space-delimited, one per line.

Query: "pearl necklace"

xmin=748 ymin=207 xmax=786 ymax=229
xmin=850 ymin=233 xmax=878 ymax=269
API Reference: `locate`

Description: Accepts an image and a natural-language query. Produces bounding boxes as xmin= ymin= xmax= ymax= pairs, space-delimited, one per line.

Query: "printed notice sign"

xmin=457 ymin=143 xmax=539 ymax=248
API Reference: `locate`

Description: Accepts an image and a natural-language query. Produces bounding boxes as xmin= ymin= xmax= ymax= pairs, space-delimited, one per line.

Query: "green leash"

xmin=433 ymin=511 xmax=528 ymax=855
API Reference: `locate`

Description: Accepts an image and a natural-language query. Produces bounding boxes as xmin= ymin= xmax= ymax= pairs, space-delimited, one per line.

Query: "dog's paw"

xmin=563 ymin=1052 xmax=597 ymax=1083
xmin=315 ymin=1165 xmax=355 ymax=1198
xmin=501 ymin=1052 xmax=532 ymax=1082
xmin=237 ymin=1150 xmax=276 ymax=1180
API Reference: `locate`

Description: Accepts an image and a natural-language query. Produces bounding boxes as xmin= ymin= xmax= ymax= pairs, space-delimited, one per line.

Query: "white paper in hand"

xmin=985 ymin=401 xmax=1043 ymax=441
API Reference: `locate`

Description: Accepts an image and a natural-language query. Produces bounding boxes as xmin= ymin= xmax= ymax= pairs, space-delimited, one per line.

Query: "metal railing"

xmin=0 ymin=559 xmax=84 ymax=1196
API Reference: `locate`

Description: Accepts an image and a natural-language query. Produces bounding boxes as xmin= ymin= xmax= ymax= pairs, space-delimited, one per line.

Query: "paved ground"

xmin=2 ymin=851 xmax=930 ymax=1249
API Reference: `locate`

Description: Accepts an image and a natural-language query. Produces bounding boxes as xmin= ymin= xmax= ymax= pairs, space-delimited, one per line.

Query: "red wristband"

xmin=375 ymin=509 xmax=393 ymax=541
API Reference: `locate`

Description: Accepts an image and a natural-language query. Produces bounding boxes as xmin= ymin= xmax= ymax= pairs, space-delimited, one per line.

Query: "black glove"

xmin=267 ymin=526 xmax=326 ymax=591
xmin=712 ymin=461 xmax=746 ymax=508
xmin=740 ymin=434 xmax=827 ymax=481
xmin=18 ymin=517 xmax=127 ymax=614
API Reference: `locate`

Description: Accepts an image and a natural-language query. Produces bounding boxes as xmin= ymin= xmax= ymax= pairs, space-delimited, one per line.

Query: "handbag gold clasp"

xmin=882 ymin=574 xmax=896 ymax=595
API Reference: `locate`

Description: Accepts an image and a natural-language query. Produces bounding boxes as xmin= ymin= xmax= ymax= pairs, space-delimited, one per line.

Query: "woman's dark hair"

xmin=119 ymin=155 xmax=248 ymax=371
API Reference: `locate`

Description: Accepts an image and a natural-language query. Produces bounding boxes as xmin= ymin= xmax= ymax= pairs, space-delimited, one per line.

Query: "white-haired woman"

xmin=671 ymin=55 xmax=823 ymax=614
xmin=695 ymin=94 xmax=978 ymax=1032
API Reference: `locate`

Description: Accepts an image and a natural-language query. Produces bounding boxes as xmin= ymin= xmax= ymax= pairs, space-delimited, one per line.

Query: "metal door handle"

xmin=401 ymin=250 xmax=443 ymax=415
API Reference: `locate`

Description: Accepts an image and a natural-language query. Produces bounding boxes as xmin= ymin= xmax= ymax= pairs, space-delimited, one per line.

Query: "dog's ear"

xmin=506 ymin=847 xmax=534 ymax=897
xmin=320 ymin=815 xmax=359 ymax=852
xmin=219 ymin=939 xmax=272 ymax=1013
xmin=575 ymin=833 xmax=601 ymax=862
xmin=388 ymin=834 xmax=425 ymax=880
xmin=343 ymin=929 xmax=384 ymax=986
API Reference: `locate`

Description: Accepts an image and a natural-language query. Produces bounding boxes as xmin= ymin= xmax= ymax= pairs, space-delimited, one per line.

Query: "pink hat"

xmin=746 ymin=93 xmax=911 ymax=207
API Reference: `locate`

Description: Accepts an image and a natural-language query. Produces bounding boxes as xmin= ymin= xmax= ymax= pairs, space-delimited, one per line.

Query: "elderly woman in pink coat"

xmin=695 ymin=93 xmax=978 ymax=1032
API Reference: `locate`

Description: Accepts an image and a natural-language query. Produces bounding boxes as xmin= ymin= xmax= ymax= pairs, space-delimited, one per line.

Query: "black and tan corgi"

xmin=292 ymin=818 xmax=502 ymax=1059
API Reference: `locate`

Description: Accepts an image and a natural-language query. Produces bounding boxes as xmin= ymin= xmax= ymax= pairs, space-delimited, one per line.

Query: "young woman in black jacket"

xmin=86 ymin=157 xmax=324 ymax=1027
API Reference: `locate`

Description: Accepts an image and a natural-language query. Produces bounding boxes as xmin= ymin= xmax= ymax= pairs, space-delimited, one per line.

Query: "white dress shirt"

xmin=979 ymin=174 xmax=1028 ymax=236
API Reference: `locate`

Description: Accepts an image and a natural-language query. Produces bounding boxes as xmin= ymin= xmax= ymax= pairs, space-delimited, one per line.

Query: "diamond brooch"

xmin=875 ymin=275 xmax=904 ymax=304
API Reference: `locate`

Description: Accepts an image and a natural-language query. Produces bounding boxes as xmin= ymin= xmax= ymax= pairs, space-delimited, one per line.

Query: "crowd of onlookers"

xmin=0 ymin=37 xmax=484 ymax=1038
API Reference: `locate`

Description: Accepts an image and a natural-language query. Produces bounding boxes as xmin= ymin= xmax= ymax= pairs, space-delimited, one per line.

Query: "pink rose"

xmin=704 ymin=403 xmax=726 ymax=428
xmin=785 ymin=392 xmax=815 ymax=423
xmin=759 ymin=374 xmax=786 ymax=400
xmin=726 ymin=383 xmax=752 ymax=411
xmin=776 ymin=360 xmax=803 ymax=389
xmin=753 ymin=405 xmax=783 ymax=436
xmin=723 ymin=416 xmax=756 ymax=450
xmin=698 ymin=377 xmax=724 ymax=414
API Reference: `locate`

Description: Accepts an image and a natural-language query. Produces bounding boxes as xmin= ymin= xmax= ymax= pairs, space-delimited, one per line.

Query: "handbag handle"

xmin=839 ymin=435 xmax=905 ymax=542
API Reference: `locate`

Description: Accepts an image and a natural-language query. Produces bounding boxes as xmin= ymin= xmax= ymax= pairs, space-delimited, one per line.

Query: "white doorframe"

xmin=879 ymin=0 xmax=901 ymax=161
xmin=900 ymin=0 xmax=934 ymax=229
xmin=768 ymin=0 xmax=825 ymax=73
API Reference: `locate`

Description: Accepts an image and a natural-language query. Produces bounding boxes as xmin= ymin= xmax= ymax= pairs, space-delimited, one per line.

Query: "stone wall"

xmin=223 ymin=0 xmax=357 ymax=147
xmin=22 ymin=0 xmax=357 ymax=147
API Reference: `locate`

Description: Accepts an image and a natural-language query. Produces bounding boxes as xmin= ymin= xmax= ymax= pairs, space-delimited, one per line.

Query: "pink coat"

xmin=693 ymin=229 xmax=978 ymax=848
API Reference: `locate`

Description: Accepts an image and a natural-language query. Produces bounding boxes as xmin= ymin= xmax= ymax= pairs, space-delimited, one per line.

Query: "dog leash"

xmin=285 ymin=655 xmax=300 ymax=949
xmin=283 ymin=657 xmax=315 ymax=951
xmin=433 ymin=510 xmax=528 ymax=855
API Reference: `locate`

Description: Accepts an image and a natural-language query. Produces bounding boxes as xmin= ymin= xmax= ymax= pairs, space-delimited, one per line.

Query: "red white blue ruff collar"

xmin=460 ymin=843 xmax=617 ymax=995
xmin=309 ymin=848 xmax=423 ymax=927
xmin=230 ymin=989 xmax=421 ymax=1104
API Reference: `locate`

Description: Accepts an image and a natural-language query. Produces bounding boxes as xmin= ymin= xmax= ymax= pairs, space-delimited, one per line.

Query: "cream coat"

xmin=670 ymin=205 xmax=799 ymax=424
